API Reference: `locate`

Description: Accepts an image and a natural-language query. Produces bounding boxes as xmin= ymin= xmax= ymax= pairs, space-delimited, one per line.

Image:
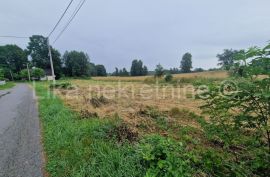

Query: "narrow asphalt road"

xmin=0 ymin=84 xmax=43 ymax=177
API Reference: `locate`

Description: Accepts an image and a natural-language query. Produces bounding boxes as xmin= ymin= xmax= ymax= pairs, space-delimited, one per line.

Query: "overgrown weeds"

xmin=0 ymin=82 xmax=15 ymax=90
xmin=107 ymin=123 xmax=139 ymax=143
xmin=49 ymin=82 xmax=75 ymax=89
xmin=89 ymin=95 xmax=109 ymax=108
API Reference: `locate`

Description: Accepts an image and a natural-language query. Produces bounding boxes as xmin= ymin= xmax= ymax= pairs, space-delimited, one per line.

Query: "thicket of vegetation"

xmin=199 ymin=43 xmax=270 ymax=176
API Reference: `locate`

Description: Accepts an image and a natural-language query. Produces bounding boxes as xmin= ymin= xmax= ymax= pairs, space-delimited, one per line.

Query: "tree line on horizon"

xmin=0 ymin=34 xmax=236 ymax=81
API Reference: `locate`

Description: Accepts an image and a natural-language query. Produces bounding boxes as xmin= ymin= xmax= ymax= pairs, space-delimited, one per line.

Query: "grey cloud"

xmin=1 ymin=0 xmax=270 ymax=72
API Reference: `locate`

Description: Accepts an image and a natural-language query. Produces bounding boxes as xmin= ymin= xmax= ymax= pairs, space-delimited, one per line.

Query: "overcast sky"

xmin=0 ymin=0 xmax=269 ymax=72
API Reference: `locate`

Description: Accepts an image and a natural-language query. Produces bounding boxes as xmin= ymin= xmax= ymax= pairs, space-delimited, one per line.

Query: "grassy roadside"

xmin=36 ymin=81 xmax=265 ymax=177
xmin=0 ymin=82 xmax=15 ymax=90
xmin=35 ymin=83 xmax=145 ymax=177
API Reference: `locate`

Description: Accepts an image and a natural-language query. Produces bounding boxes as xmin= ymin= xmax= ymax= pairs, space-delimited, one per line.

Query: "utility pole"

xmin=27 ymin=63 xmax=31 ymax=81
xmin=9 ymin=70 xmax=14 ymax=81
xmin=47 ymin=37 xmax=55 ymax=80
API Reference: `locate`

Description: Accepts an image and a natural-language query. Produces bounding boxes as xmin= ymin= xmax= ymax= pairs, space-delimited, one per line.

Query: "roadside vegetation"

xmin=0 ymin=82 xmax=15 ymax=90
xmin=36 ymin=42 xmax=270 ymax=177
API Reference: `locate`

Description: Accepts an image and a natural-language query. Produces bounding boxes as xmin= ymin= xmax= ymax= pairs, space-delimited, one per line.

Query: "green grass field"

xmin=0 ymin=82 xmax=15 ymax=90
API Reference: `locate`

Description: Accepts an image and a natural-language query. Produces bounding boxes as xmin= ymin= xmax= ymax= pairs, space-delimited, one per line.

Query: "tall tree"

xmin=96 ymin=65 xmax=107 ymax=76
xmin=130 ymin=60 xmax=138 ymax=76
xmin=121 ymin=68 xmax=129 ymax=76
xmin=180 ymin=53 xmax=192 ymax=73
xmin=217 ymin=49 xmax=242 ymax=70
xmin=27 ymin=35 xmax=62 ymax=78
xmin=142 ymin=66 xmax=148 ymax=75
xmin=89 ymin=62 xmax=97 ymax=76
xmin=130 ymin=59 xmax=148 ymax=76
xmin=112 ymin=67 xmax=119 ymax=76
xmin=0 ymin=45 xmax=28 ymax=80
xmin=62 ymin=51 xmax=91 ymax=77
xmin=155 ymin=64 xmax=164 ymax=77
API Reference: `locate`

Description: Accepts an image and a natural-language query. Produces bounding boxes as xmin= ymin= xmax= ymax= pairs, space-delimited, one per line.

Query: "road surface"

xmin=0 ymin=84 xmax=43 ymax=177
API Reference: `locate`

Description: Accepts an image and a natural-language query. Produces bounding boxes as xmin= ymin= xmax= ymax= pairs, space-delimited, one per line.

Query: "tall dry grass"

xmin=92 ymin=71 xmax=228 ymax=82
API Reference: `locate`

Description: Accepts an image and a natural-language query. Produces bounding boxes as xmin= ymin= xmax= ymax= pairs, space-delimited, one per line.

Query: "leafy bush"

xmin=200 ymin=43 xmax=270 ymax=176
xmin=31 ymin=67 xmax=45 ymax=79
xmin=137 ymin=135 xmax=193 ymax=177
xmin=20 ymin=69 xmax=29 ymax=80
xmin=164 ymin=73 xmax=173 ymax=82
xmin=193 ymin=68 xmax=204 ymax=72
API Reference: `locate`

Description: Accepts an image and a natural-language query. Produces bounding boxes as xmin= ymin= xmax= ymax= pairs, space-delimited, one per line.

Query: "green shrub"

xmin=137 ymin=135 xmax=193 ymax=177
xmin=32 ymin=67 xmax=45 ymax=79
xmin=20 ymin=69 xmax=29 ymax=80
xmin=199 ymin=43 xmax=270 ymax=176
xmin=164 ymin=73 xmax=173 ymax=82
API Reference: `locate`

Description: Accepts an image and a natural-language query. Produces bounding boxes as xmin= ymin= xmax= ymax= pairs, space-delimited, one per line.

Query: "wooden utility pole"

xmin=27 ymin=63 xmax=31 ymax=81
xmin=47 ymin=37 xmax=55 ymax=80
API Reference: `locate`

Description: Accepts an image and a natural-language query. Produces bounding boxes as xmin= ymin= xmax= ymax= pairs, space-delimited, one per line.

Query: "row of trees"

xmin=112 ymin=59 xmax=148 ymax=76
xmin=1 ymin=34 xmax=239 ymax=80
xmin=0 ymin=35 xmax=107 ymax=80
xmin=0 ymin=44 xmax=28 ymax=80
xmin=112 ymin=67 xmax=129 ymax=76
xmin=111 ymin=53 xmax=194 ymax=77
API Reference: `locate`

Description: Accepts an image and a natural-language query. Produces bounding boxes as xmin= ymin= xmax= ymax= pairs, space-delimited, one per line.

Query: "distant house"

xmin=41 ymin=68 xmax=54 ymax=81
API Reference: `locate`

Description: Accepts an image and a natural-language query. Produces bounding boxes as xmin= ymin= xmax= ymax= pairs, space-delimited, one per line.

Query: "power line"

xmin=53 ymin=0 xmax=86 ymax=44
xmin=0 ymin=35 xmax=29 ymax=39
xmin=47 ymin=0 xmax=74 ymax=37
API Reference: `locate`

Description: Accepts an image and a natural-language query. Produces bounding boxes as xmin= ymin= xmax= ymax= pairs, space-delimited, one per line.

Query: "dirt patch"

xmin=108 ymin=123 xmax=138 ymax=143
